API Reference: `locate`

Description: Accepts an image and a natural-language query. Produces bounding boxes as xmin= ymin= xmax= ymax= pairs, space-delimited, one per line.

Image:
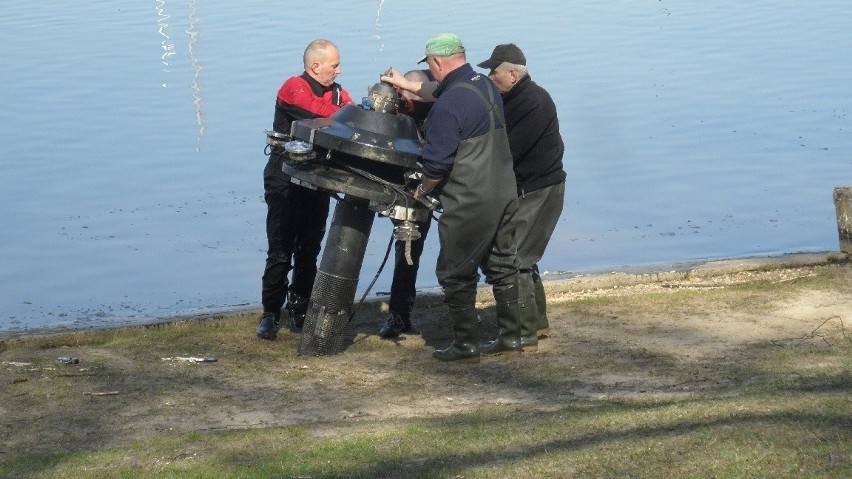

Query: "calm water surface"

xmin=1 ymin=1 xmax=850 ymax=334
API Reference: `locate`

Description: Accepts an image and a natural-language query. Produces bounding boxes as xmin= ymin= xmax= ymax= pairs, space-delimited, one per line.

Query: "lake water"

xmin=1 ymin=0 xmax=850 ymax=335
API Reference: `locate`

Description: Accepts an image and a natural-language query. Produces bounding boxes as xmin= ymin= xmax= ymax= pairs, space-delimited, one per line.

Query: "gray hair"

xmin=303 ymin=39 xmax=337 ymax=68
xmin=499 ymin=61 xmax=528 ymax=79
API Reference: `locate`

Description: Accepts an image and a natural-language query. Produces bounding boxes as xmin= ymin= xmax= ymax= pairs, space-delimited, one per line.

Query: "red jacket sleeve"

xmin=277 ymin=76 xmax=352 ymax=119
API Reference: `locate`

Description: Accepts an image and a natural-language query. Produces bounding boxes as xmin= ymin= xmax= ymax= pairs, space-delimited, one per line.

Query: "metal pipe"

xmin=298 ymin=196 xmax=376 ymax=356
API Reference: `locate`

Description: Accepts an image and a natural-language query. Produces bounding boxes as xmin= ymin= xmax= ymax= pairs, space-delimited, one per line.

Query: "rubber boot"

xmin=433 ymin=306 xmax=480 ymax=363
xmin=532 ymin=272 xmax=550 ymax=337
xmin=285 ymin=291 xmax=309 ymax=333
xmin=518 ymin=272 xmax=539 ymax=352
xmin=480 ymin=298 xmax=522 ymax=356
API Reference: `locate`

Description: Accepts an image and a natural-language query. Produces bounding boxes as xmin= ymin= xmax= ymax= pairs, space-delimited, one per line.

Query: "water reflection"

xmin=156 ymin=0 xmax=206 ymax=150
xmin=186 ymin=0 xmax=206 ymax=151
xmin=374 ymin=0 xmax=385 ymax=51
xmin=155 ymin=0 xmax=175 ymax=75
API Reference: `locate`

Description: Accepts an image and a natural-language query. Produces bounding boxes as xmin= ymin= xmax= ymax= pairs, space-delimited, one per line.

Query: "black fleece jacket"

xmin=502 ymin=75 xmax=566 ymax=195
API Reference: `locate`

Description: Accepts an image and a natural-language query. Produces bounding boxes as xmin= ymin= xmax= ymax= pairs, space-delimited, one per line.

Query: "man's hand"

xmin=380 ymin=67 xmax=405 ymax=86
xmin=413 ymin=176 xmax=443 ymax=200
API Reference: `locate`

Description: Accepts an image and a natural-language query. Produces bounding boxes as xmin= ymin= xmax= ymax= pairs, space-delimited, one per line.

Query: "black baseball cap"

xmin=477 ymin=43 xmax=527 ymax=70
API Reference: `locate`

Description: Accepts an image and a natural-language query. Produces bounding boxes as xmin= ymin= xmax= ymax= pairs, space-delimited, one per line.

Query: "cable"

xmin=348 ymin=230 xmax=395 ymax=323
xmin=327 ymin=158 xmax=411 ymax=198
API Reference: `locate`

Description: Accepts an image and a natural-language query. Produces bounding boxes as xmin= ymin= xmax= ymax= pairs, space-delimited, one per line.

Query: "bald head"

xmin=303 ymin=39 xmax=341 ymax=87
xmin=402 ymin=70 xmax=436 ymax=102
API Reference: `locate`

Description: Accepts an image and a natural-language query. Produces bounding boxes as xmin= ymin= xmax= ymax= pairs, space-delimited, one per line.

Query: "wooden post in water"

xmin=834 ymin=186 xmax=852 ymax=253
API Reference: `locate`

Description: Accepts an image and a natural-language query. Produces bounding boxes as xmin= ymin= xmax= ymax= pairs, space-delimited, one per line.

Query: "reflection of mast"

xmin=187 ymin=0 xmax=206 ymax=151
xmin=156 ymin=0 xmax=175 ymax=76
xmin=375 ymin=0 xmax=385 ymax=51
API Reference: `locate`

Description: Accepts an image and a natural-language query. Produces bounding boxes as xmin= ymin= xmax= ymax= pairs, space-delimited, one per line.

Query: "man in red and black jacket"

xmin=258 ymin=39 xmax=353 ymax=340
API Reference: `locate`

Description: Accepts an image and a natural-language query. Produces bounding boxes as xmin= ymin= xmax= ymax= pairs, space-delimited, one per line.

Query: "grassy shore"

xmin=1 ymin=258 xmax=850 ymax=478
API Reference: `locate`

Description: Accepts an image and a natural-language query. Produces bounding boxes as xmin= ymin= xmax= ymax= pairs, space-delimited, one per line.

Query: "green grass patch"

xmin=3 ymin=383 xmax=849 ymax=479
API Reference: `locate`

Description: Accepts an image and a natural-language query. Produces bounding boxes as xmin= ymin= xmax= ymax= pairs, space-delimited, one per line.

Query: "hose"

xmin=348 ymin=230 xmax=395 ymax=322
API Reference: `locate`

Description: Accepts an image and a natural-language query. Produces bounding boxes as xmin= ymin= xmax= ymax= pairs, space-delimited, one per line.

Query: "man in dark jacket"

xmin=378 ymin=69 xmax=435 ymax=339
xmin=257 ymin=39 xmax=353 ymax=340
xmin=411 ymin=33 xmax=523 ymax=363
xmin=477 ymin=43 xmax=566 ymax=350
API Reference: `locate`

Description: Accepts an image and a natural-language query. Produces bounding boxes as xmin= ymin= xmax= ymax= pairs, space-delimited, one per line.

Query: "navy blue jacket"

xmin=420 ymin=64 xmax=507 ymax=179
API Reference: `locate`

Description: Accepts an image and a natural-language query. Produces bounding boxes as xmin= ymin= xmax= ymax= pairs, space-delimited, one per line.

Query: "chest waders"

xmin=432 ymin=80 xmax=523 ymax=362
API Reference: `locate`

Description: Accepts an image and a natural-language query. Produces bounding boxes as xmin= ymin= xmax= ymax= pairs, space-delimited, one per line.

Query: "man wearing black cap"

xmin=477 ymin=43 xmax=567 ymax=352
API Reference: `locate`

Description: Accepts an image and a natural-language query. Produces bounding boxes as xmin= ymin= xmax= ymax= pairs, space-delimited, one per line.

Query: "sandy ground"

xmin=1 ymin=253 xmax=850 ymax=459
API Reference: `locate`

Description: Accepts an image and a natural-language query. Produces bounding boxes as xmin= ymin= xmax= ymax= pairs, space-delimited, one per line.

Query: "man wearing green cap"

xmin=408 ymin=33 xmax=523 ymax=363
xmin=382 ymin=42 xmax=564 ymax=354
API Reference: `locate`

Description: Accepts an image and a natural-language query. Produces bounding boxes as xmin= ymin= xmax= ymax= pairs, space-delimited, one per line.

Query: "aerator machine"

xmin=265 ymin=82 xmax=437 ymax=356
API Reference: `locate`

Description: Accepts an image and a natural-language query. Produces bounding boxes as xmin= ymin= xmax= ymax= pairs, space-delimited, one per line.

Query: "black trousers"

xmin=515 ymin=180 xmax=565 ymax=271
xmin=261 ymin=156 xmax=330 ymax=314
xmin=388 ymin=218 xmax=432 ymax=318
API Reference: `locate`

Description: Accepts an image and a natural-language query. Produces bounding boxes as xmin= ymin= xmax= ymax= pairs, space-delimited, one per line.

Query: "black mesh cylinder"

xmin=298 ymin=196 xmax=375 ymax=356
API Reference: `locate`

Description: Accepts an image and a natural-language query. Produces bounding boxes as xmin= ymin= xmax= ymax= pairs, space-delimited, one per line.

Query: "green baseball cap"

xmin=418 ymin=32 xmax=465 ymax=64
